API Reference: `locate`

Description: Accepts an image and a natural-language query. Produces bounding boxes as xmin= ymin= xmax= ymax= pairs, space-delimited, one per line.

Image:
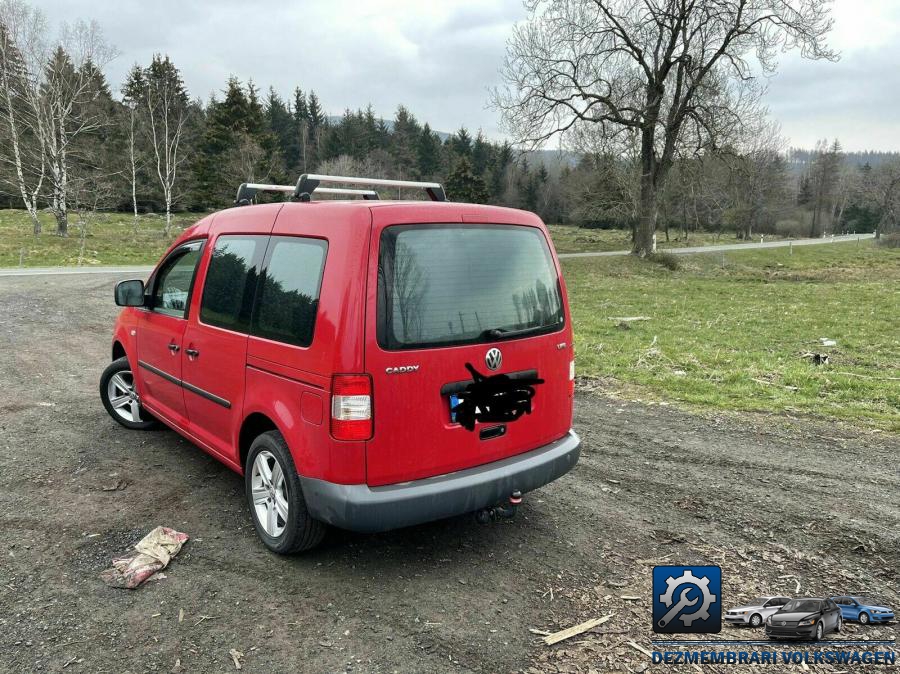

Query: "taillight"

xmin=330 ymin=374 xmax=372 ymax=441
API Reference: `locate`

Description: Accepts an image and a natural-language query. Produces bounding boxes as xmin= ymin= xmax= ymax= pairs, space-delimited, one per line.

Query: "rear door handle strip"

xmin=137 ymin=360 xmax=231 ymax=409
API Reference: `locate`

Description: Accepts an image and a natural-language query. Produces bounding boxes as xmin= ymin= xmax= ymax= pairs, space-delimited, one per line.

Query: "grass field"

xmin=564 ymin=240 xmax=900 ymax=431
xmin=1 ymin=209 xmax=896 ymax=430
xmin=0 ymin=209 xmax=190 ymax=268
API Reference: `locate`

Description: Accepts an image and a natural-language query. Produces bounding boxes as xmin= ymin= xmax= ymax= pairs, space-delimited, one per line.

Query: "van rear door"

xmin=365 ymin=223 xmax=573 ymax=487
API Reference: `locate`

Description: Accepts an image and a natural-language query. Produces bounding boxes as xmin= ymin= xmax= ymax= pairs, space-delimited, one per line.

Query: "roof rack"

xmin=235 ymin=182 xmax=379 ymax=206
xmin=293 ymin=174 xmax=446 ymax=202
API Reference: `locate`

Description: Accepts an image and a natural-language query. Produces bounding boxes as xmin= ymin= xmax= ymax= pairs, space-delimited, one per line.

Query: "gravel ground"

xmin=0 ymin=273 xmax=897 ymax=673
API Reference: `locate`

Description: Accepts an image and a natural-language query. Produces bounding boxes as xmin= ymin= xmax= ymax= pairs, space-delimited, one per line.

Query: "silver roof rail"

xmin=294 ymin=174 xmax=446 ymax=202
xmin=235 ymin=182 xmax=378 ymax=205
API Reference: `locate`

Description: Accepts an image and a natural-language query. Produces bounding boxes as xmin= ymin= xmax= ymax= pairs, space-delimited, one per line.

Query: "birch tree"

xmin=0 ymin=0 xmax=46 ymax=234
xmin=495 ymin=0 xmax=836 ymax=256
xmin=143 ymin=55 xmax=188 ymax=235
xmin=39 ymin=21 xmax=116 ymax=235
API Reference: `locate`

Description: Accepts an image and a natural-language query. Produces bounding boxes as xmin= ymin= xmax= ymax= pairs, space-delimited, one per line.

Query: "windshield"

xmin=852 ymin=597 xmax=880 ymax=606
xmin=782 ymin=600 xmax=821 ymax=613
xmin=377 ymin=224 xmax=564 ymax=349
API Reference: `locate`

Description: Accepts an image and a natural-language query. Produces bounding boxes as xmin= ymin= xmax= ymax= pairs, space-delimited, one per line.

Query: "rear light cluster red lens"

xmin=330 ymin=374 xmax=372 ymax=441
xmin=569 ymin=359 xmax=575 ymax=396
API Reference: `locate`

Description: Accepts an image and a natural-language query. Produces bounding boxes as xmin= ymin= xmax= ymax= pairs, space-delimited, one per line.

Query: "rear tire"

xmin=100 ymin=357 xmax=159 ymax=430
xmin=245 ymin=430 xmax=326 ymax=554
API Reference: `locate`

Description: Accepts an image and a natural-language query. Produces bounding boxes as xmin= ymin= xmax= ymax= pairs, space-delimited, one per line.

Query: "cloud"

xmin=26 ymin=0 xmax=900 ymax=150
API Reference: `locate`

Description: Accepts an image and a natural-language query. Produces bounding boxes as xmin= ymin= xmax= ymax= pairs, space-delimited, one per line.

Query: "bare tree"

xmin=0 ymin=0 xmax=46 ymax=234
xmin=870 ymin=161 xmax=900 ymax=240
xmin=125 ymin=98 xmax=139 ymax=236
xmin=723 ymin=118 xmax=788 ymax=239
xmin=39 ymin=21 xmax=116 ymax=235
xmin=495 ymin=0 xmax=836 ymax=255
xmin=142 ymin=56 xmax=188 ymax=236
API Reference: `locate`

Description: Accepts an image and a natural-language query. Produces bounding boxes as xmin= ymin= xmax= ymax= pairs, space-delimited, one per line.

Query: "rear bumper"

xmin=300 ymin=430 xmax=581 ymax=533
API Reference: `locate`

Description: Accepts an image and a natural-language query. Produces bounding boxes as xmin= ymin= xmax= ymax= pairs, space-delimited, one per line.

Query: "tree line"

xmin=1 ymin=0 xmax=898 ymax=246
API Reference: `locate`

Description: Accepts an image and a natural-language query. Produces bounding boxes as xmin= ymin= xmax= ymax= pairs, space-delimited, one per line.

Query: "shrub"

xmin=876 ymin=232 xmax=900 ymax=248
xmin=775 ymin=219 xmax=808 ymax=238
xmin=647 ymin=251 xmax=681 ymax=271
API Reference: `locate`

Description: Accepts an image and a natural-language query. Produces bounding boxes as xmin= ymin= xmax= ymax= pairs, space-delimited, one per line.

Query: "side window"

xmin=252 ymin=236 xmax=327 ymax=348
xmin=200 ymin=235 xmax=266 ymax=333
xmin=152 ymin=243 xmax=203 ymax=318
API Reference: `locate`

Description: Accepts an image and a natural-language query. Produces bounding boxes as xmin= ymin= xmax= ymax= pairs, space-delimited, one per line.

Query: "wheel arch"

xmin=238 ymin=412 xmax=281 ymax=473
xmin=112 ymin=340 xmax=127 ymax=361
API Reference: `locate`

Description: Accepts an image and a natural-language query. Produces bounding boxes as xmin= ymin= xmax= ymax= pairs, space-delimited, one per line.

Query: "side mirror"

xmin=115 ymin=279 xmax=146 ymax=307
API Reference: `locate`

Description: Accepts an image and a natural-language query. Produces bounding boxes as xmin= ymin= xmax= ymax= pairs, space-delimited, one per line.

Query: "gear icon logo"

xmin=652 ymin=566 xmax=722 ymax=634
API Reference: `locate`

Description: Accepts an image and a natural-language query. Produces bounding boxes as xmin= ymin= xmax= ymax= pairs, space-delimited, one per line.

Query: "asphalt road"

xmin=0 ymin=233 xmax=875 ymax=277
xmin=0 ymin=272 xmax=896 ymax=673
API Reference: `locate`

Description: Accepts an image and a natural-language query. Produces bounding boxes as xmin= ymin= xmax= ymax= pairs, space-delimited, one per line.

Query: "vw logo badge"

xmin=780 ymin=621 xmax=785 ymax=626
xmin=485 ymin=347 xmax=502 ymax=371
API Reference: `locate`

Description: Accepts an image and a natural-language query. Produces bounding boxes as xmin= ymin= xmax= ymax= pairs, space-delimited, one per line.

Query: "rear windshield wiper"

xmin=480 ymin=326 xmax=547 ymax=341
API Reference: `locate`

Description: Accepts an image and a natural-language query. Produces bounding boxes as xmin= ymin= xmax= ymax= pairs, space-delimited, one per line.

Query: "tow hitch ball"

xmin=475 ymin=491 xmax=523 ymax=524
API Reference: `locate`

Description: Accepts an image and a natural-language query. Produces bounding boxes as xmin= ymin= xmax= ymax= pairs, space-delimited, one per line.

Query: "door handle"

xmin=185 ymin=348 xmax=200 ymax=358
xmin=168 ymin=342 xmax=180 ymax=353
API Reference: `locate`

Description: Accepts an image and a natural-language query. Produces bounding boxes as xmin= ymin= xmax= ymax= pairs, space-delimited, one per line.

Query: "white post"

xmin=652 ymin=233 xmax=657 ymax=253
xmin=789 ymin=241 xmax=793 ymax=256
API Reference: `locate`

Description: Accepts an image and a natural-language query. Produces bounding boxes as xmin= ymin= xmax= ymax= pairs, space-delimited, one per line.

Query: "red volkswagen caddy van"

xmin=101 ymin=175 xmax=580 ymax=553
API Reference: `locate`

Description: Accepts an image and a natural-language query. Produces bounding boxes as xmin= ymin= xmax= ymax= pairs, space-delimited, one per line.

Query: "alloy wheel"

xmin=106 ymin=370 xmax=142 ymax=423
xmin=250 ymin=450 xmax=289 ymax=537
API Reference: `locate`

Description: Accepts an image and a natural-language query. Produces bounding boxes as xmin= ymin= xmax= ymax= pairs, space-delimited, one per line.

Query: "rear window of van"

xmin=377 ymin=224 xmax=564 ymax=350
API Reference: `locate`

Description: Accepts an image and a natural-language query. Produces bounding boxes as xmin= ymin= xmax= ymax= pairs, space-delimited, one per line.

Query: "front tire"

xmin=814 ymin=622 xmax=824 ymax=641
xmin=245 ymin=431 xmax=326 ymax=554
xmin=835 ymin=616 xmax=842 ymax=633
xmin=750 ymin=613 xmax=763 ymax=627
xmin=859 ymin=612 xmax=870 ymax=625
xmin=100 ymin=357 xmax=158 ymax=430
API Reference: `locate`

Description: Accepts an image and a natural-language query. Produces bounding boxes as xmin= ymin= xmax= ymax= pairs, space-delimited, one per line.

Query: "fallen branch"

xmin=628 ymin=640 xmax=654 ymax=657
xmin=751 ymin=377 xmax=798 ymax=391
xmin=608 ymin=316 xmax=651 ymax=322
xmin=832 ymin=371 xmax=900 ymax=381
xmin=543 ymin=614 xmax=615 ymax=645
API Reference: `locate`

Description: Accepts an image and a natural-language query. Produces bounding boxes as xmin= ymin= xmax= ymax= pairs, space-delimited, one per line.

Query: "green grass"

xmin=564 ymin=240 xmax=900 ymax=431
xmin=0 ymin=209 xmax=198 ymax=267
xmin=547 ymin=223 xmax=784 ymax=254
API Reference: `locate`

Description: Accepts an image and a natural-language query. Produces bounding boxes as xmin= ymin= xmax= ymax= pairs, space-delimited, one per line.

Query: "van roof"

xmin=276 ymin=199 xmax=544 ymax=226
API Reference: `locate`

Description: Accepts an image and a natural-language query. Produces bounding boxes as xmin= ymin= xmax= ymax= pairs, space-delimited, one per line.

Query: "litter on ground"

xmin=99 ymin=526 xmax=189 ymax=589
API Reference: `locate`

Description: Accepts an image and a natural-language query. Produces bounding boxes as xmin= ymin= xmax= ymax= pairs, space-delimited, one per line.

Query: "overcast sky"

xmin=32 ymin=0 xmax=900 ymax=151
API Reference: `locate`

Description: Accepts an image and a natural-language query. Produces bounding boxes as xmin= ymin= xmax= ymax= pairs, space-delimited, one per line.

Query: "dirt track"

xmin=0 ymin=273 xmax=897 ymax=673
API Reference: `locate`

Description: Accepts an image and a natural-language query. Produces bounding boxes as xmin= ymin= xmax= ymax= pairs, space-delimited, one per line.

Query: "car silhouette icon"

xmin=725 ymin=596 xmax=791 ymax=627
xmin=831 ymin=596 xmax=895 ymax=624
